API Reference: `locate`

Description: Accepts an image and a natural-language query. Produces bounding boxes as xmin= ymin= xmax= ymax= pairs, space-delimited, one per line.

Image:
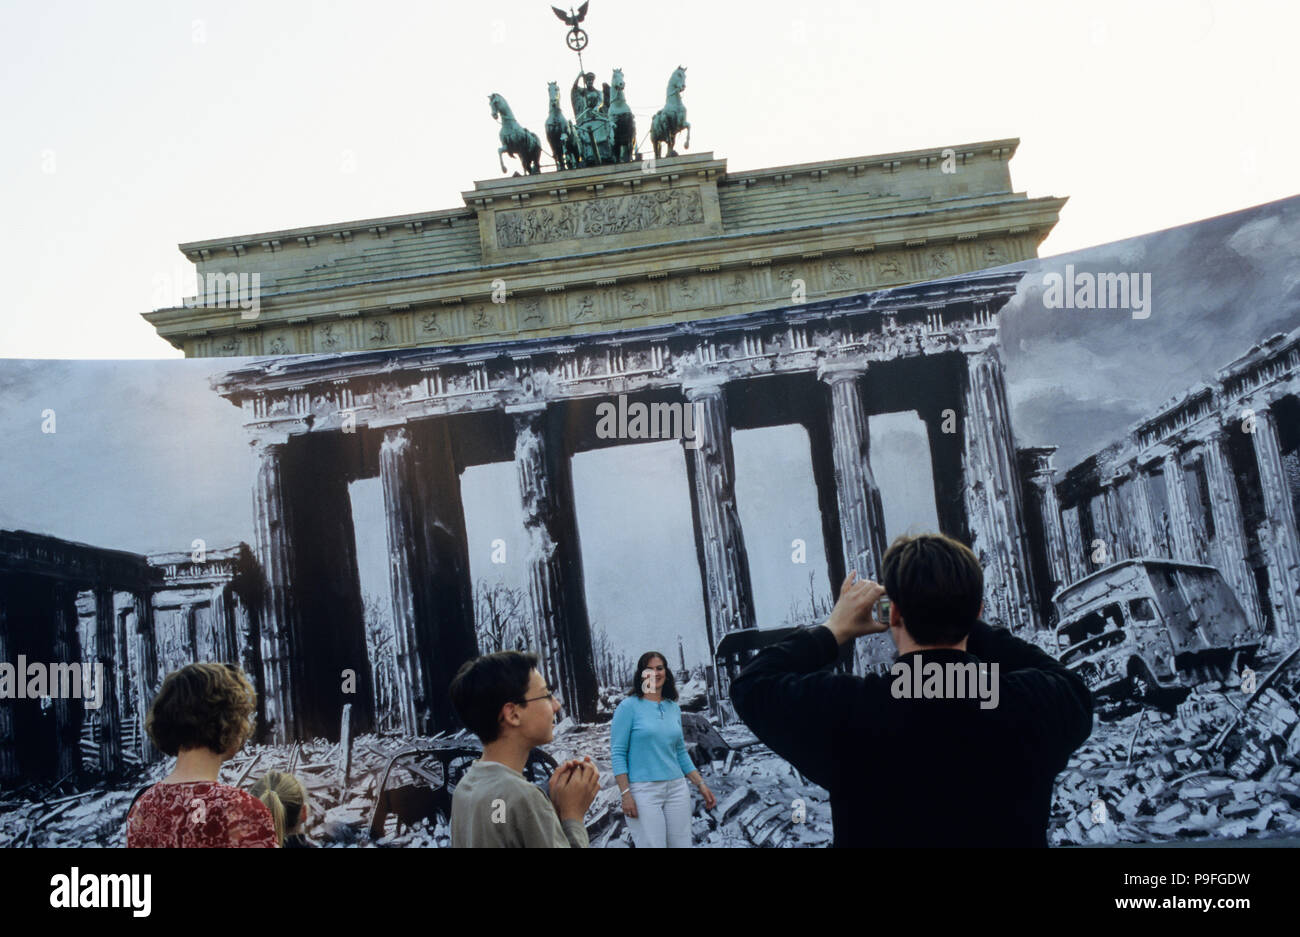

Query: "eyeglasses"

xmin=519 ymin=691 xmax=558 ymax=705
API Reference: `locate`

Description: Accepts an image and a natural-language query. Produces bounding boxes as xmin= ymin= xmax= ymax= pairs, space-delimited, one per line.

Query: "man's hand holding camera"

xmin=823 ymin=570 xmax=889 ymax=646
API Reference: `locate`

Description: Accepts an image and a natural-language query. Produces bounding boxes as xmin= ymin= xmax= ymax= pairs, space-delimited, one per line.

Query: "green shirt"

xmin=450 ymin=760 xmax=588 ymax=848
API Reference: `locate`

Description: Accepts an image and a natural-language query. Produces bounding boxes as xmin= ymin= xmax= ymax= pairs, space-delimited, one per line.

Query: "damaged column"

xmin=1116 ymin=466 xmax=1161 ymax=558
xmin=1199 ymin=430 xmax=1264 ymax=631
xmin=1060 ymin=505 xmax=1089 ymax=584
xmin=682 ymin=381 xmax=756 ymax=652
xmin=52 ymin=584 xmax=83 ymax=779
xmin=251 ymin=441 xmax=300 ymax=744
xmin=1160 ymin=449 xmax=1204 ymax=563
xmin=1248 ymin=404 xmax=1300 ymax=639
xmin=379 ymin=421 xmax=479 ymax=734
xmin=1128 ymin=464 xmax=1162 ymax=557
xmin=92 ymin=586 xmax=121 ymax=777
xmin=960 ymin=350 xmax=1039 ymax=631
xmin=1091 ymin=485 xmax=1120 ymax=563
xmin=819 ymin=363 xmax=889 ymax=670
xmin=1022 ymin=447 xmax=1071 ymax=595
xmin=131 ymin=591 xmax=159 ymax=763
xmin=512 ymin=404 xmax=598 ymax=723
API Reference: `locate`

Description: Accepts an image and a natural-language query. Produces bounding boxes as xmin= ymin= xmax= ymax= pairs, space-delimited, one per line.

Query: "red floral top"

xmin=126 ymin=781 xmax=278 ymax=848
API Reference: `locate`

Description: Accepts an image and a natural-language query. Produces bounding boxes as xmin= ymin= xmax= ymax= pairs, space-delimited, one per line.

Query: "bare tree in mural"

xmin=590 ymin=621 xmax=630 ymax=688
xmin=784 ymin=570 xmax=835 ymax=627
xmin=474 ymin=580 xmax=529 ymax=653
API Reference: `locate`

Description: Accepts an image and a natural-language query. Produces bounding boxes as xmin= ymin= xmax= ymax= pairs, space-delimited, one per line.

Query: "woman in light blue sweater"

xmin=611 ymin=651 xmax=717 ymax=848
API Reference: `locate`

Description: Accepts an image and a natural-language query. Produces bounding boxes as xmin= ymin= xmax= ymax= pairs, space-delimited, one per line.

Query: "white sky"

xmin=1 ymin=0 xmax=1295 ymax=359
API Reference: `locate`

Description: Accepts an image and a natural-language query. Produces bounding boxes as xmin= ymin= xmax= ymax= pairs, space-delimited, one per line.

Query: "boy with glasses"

xmin=449 ymin=651 xmax=600 ymax=847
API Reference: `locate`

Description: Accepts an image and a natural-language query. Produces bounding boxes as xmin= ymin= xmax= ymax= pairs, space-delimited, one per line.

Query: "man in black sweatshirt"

xmin=730 ymin=533 xmax=1093 ymax=847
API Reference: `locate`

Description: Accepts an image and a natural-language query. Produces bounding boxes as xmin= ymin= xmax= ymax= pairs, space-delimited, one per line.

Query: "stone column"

xmin=251 ymin=442 xmax=299 ymax=744
xmin=181 ymin=604 xmax=197 ymax=659
xmin=92 ymin=586 xmax=121 ymax=777
xmin=1061 ymin=505 xmax=1089 ymax=584
xmin=1249 ymin=406 xmax=1300 ymax=638
xmin=379 ymin=426 xmax=428 ymax=735
xmin=51 ymin=583 xmax=84 ymax=780
xmin=681 ymin=382 xmax=756 ymax=651
xmin=1022 ymin=448 xmax=1070 ymax=595
xmin=380 ymin=422 xmax=479 ymax=734
xmin=211 ymin=586 xmax=237 ymax=665
xmin=1126 ymin=467 xmax=1162 ymax=558
xmin=820 ymin=364 xmax=889 ymax=670
xmin=960 ymin=350 xmax=1039 ymax=631
xmin=1161 ymin=451 xmax=1203 ymax=562
xmin=1200 ymin=431 xmax=1264 ymax=630
xmin=113 ymin=601 xmax=136 ymax=763
xmin=1106 ymin=481 xmax=1133 ymax=560
xmin=131 ymin=592 xmax=160 ymax=763
xmin=1090 ymin=488 xmax=1119 ymax=564
xmin=513 ymin=406 xmax=598 ymax=723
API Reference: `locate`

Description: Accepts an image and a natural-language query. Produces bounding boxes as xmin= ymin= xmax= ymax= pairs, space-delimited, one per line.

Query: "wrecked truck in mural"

xmin=1053 ymin=558 xmax=1261 ymax=706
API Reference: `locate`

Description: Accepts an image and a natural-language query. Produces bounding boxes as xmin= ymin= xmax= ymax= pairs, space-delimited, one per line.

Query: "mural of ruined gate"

xmin=1032 ymin=329 xmax=1300 ymax=643
xmin=214 ymin=270 xmax=1043 ymax=742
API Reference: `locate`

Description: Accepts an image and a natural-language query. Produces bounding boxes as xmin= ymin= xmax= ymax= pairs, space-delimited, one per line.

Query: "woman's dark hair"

xmin=449 ymin=651 xmax=540 ymax=743
xmin=145 ymin=662 xmax=257 ymax=758
xmin=629 ymin=651 xmax=678 ymax=701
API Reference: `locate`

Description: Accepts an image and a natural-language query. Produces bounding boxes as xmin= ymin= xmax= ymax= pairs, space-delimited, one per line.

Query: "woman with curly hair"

xmin=127 ymin=662 xmax=277 ymax=848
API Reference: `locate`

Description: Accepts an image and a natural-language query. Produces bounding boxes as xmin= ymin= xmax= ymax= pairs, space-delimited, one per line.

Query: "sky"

xmin=1 ymin=0 xmax=1298 ymax=360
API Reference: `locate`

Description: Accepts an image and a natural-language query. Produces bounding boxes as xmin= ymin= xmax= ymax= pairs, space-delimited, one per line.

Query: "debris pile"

xmin=1049 ymin=648 xmax=1300 ymax=845
xmin=5 ymin=651 xmax=1300 ymax=847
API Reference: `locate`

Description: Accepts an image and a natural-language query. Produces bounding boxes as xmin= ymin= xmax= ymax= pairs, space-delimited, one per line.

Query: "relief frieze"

xmin=494 ymin=187 xmax=705 ymax=248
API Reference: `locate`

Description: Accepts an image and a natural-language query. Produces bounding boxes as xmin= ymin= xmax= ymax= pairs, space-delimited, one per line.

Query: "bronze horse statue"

xmin=608 ymin=68 xmax=636 ymax=163
xmin=545 ymin=81 xmax=580 ymax=171
xmin=651 ymin=66 xmax=690 ymax=159
xmin=489 ymin=92 xmax=541 ymax=175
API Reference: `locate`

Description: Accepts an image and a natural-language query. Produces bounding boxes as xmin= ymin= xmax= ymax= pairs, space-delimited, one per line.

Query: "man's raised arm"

xmin=730 ymin=573 xmax=885 ymax=789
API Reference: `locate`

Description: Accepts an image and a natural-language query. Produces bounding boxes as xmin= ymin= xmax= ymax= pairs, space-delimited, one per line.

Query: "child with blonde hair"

xmin=251 ymin=770 xmax=314 ymax=848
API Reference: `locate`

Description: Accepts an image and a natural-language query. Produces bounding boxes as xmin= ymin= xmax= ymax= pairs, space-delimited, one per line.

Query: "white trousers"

xmin=626 ymin=778 xmax=693 ymax=848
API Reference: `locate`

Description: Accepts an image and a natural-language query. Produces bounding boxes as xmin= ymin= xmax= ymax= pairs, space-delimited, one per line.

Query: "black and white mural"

xmin=1 ymin=194 xmax=1298 ymax=847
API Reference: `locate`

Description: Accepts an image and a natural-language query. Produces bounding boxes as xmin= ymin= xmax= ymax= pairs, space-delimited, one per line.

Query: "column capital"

xmin=1201 ymin=425 xmax=1231 ymax=446
xmin=1018 ymin=445 xmax=1058 ymax=479
xmin=250 ymin=435 xmax=291 ymax=456
xmin=1151 ymin=444 xmax=1183 ymax=466
xmin=379 ymin=424 xmax=412 ymax=456
xmin=681 ymin=378 xmax=728 ymax=401
xmin=505 ymin=401 xmax=548 ymax=416
xmin=816 ymin=361 xmax=868 ymax=384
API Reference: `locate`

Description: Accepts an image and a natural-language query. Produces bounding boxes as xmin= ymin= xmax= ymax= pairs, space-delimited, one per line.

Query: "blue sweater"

xmin=610 ymin=696 xmax=696 ymax=782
